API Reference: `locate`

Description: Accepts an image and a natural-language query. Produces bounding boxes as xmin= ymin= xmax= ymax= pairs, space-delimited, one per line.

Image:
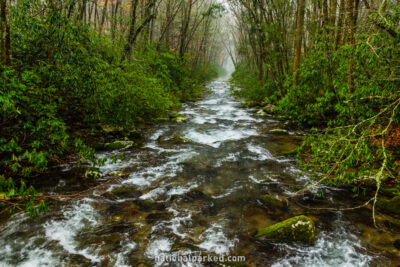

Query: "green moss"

xmin=260 ymin=194 xmax=286 ymax=209
xmin=376 ymin=196 xmax=400 ymax=215
xmin=255 ymin=215 xmax=315 ymax=245
xmin=104 ymin=140 xmax=134 ymax=150
xmin=171 ymin=136 xmax=195 ymax=144
xmin=379 ymin=186 xmax=399 ymax=197
xmin=281 ymin=148 xmax=298 ymax=156
xmin=111 ymin=188 xmax=141 ymax=199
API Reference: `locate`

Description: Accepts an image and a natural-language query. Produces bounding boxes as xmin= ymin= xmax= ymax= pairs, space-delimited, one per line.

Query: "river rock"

xmin=111 ymin=187 xmax=141 ymax=199
xmin=170 ymin=135 xmax=196 ymax=144
xmin=145 ymin=212 xmax=172 ymax=224
xmin=104 ymin=140 xmax=134 ymax=150
xmin=262 ymin=104 xmax=276 ymax=114
xmin=269 ymin=128 xmax=289 ymax=135
xmin=376 ymin=196 xmax=400 ymax=215
xmin=255 ymin=109 xmax=268 ymax=117
xmin=172 ymin=114 xmax=187 ymax=123
xmin=134 ymin=199 xmax=165 ymax=212
xmin=255 ymin=215 xmax=316 ymax=245
xmin=108 ymin=170 xmax=129 ymax=177
xmin=100 ymin=124 xmax=124 ymax=134
xmin=84 ymin=167 xmax=103 ymax=179
xmin=260 ymin=194 xmax=287 ymax=210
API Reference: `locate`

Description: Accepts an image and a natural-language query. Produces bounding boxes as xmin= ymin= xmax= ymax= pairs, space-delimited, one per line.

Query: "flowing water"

xmin=1 ymin=78 xmax=399 ymax=266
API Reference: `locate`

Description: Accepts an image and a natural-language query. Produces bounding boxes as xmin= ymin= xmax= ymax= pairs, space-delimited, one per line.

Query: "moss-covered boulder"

xmin=104 ymin=140 xmax=134 ymax=150
xmin=260 ymin=194 xmax=287 ymax=210
xmin=376 ymin=196 xmax=400 ymax=215
xmin=255 ymin=215 xmax=315 ymax=245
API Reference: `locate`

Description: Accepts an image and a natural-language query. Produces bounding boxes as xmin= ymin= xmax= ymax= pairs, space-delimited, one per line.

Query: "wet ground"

xmin=1 ymin=78 xmax=400 ymax=266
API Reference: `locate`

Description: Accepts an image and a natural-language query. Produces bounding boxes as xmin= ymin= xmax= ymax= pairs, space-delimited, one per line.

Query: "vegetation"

xmin=228 ymin=0 xmax=400 ymax=221
xmin=0 ymin=0 xmax=225 ymax=215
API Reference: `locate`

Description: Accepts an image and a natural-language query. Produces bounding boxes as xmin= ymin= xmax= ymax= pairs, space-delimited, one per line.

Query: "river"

xmin=0 ymin=78 xmax=398 ymax=266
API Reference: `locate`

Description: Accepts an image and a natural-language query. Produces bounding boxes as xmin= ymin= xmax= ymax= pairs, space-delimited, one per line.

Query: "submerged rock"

xmin=255 ymin=215 xmax=315 ymax=245
xmin=110 ymin=187 xmax=141 ymax=199
xmin=376 ymin=196 xmax=400 ymax=215
xmin=134 ymin=199 xmax=165 ymax=212
xmin=84 ymin=167 xmax=103 ymax=179
xmin=170 ymin=135 xmax=197 ymax=144
xmin=104 ymin=140 xmax=134 ymax=150
xmin=269 ymin=128 xmax=289 ymax=135
xmin=260 ymin=194 xmax=287 ymax=210
xmin=145 ymin=212 xmax=172 ymax=224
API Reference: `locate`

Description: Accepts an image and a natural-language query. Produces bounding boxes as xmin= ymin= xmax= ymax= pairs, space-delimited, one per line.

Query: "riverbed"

xmin=1 ymin=78 xmax=399 ymax=266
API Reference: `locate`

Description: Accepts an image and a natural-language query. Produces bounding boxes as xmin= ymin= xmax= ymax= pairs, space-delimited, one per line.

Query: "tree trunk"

xmin=346 ymin=0 xmax=355 ymax=121
xmin=293 ymin=0 xmax=306 ymax=85
xmin=0 ymin=0 xmax=11 ymax=66
xmin=98 ymin=0 xmax=109 ymax=36
xmin=335 ymin=0 xmax=345 ymax=46
xmin=329 ymin=0 xmax=337 ymax=38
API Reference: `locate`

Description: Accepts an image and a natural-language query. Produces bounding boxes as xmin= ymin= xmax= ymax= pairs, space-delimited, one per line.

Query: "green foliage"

xmin=0 ymin=175 xmax=47 ymax=217
xmin=231 ymin=64 xmax=278 ymax=105
xmin=232 ymin=7 xmax=400 ymax=190
xmin=0 ymin=0 xmax=219 ymax=215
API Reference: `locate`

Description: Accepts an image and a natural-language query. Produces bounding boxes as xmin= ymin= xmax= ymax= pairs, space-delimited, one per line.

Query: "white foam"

xmin=145 ymin=238 xmax=172 ymax=259
xmin=272 ymin=229 xmax=371 ymax=267
xmin=184 ymin=128 xmax=257 ymax=148
xmin=198 ymin=224 xmax=237 ymax=255
xmin=247 ymin=143 xmax=274 ymax=160
xmin=45 ymin=201 xmax=101 ymax=263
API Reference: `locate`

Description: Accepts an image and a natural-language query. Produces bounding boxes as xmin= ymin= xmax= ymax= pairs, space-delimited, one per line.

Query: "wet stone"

xmin=110 ymin=187 xmax=142 ymax=199
xmin=145 ymin=212 xmax=172 ymax=224
xmin=133 ymin=199 xmax=166 ymax=212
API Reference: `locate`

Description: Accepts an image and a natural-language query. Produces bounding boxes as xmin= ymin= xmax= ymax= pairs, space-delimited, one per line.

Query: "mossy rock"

xmin=108 ymin=170 xmax=130 ymax=177
xmin=269 ymin=128 xmax=289 ymax=135
xmin=100 ymin=124 xmax=124 ymax=133
xmin=281 ymin=148 xmax=298 ymax=156
xmin=170 ymin=136 xmax=196 ymax=144
xmin=260 ymin=194 xmax=287 ymax=210
xmin=376 ymin=196 xmax=400 ymax=215
xmin=262 ymin=104 xmax=276 ymax=114
xmin=255 ymin=109 xmax=268 ymax=117
xmin=84 ymin=167 xmax=103 ymax=179
xmin=110 ymin=187 xmax=141 ymax=199
xmin=255 ymin=215 xmax=315 ymax=245
xmin=172 ymin=114 xmax=187 ymax=123
xmin=104 ymin=140 xmax=134 ymax=150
